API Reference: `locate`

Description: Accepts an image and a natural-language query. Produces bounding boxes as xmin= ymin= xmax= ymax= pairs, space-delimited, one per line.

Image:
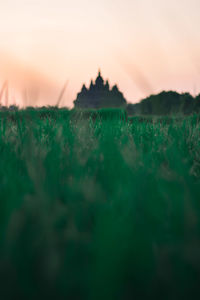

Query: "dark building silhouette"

xmin=74 ymin=71 xmax=127 ymax=108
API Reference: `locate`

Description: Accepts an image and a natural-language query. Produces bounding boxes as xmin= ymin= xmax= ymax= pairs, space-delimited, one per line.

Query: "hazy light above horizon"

xmin=0 ymin=0 xmax=200 ymax=107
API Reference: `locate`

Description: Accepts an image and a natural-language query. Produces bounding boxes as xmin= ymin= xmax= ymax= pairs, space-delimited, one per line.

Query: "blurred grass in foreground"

xmin=0 ymin=109 xmax=200 ymax=299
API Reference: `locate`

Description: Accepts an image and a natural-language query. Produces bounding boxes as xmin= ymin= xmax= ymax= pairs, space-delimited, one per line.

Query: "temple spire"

xmin=95 ymin=70 xmax=104 ymax=87
xmin=74 ymin=71 xmax=127 ymax=108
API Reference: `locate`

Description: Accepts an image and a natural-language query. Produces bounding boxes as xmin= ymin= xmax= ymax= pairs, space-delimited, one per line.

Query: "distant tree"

xmin=181 ymin=93 xmax=194 ymax=115
xmin=194 ymin=94 xmax=200 ymax=113
xmin=138 ymin=91 xmax=189 ymax=115
xmin=126 ymin=103 xmax=141 ymax=115
xmin=127 ymin=91 xmax=197 ymax=116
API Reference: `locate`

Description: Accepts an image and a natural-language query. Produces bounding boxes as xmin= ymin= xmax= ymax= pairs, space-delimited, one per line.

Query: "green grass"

xmin=0 ymin=109 xmax=200 ymax=299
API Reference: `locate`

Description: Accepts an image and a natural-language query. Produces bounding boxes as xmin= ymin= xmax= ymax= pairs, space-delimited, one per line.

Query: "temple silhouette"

xmin=74 ymin=71 xmax=127 ymax=109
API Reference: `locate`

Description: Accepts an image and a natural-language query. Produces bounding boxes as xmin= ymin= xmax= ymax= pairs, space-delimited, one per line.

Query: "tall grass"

xmin=0 ymin=110 xmax=200 ymax=299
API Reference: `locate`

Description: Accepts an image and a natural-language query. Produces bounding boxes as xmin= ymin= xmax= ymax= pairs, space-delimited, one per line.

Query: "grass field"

xmin=1 ymin=109 xmax=200 ymax=299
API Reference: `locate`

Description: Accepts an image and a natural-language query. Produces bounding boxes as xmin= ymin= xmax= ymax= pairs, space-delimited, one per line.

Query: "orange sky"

xmin=0 ymin=0 xmax=200 ymax=107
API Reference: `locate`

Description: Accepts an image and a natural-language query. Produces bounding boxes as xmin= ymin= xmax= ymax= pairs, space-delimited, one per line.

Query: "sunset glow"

xmin=0 ymin=0 xmax=200 ymax=107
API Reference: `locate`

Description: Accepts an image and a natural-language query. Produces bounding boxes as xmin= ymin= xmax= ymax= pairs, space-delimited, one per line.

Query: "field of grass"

xmin=1 ymin=109 xmax=200 ymax=299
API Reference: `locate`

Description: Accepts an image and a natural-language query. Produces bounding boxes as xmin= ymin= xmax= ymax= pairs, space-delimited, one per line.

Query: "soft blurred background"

xmin=0 ymin=0 xmax=200 ymax=107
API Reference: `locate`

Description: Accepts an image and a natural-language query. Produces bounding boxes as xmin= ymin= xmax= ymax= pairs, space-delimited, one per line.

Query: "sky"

xmin=0 ymin=0 xmax=200 ymax=107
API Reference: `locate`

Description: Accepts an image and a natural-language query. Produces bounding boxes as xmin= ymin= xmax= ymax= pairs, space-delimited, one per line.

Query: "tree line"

xmin=127 ymin=91 xmax=200 ymax=115
xmin=1 ymin=90 xmax=200 ymax=116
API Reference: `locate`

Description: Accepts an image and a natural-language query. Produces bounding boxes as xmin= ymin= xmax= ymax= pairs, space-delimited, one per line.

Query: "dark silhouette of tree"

xmin=181 ymin=93 xmax=194 ymax=115
xmin=74 ymin=71 xmax=127 ymax=109
xmin=193 ymin=94 xmax=200 ymax=113
xmin=126 ymin=91 xmax=198 ymax=116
